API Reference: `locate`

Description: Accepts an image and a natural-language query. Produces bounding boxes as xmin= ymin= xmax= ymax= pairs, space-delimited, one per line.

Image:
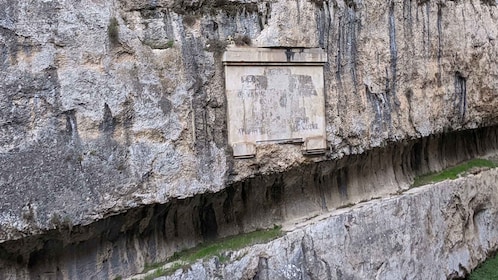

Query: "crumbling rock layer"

xmin=1 ymin=0 xmax=498 ymax=278
xmin=0 ymin=125 xmax=497 ymax=279
xmin=2 ymin=0 xmax=498 ymax=241
xmin=161 ymin=169 xmax=498 ymax=280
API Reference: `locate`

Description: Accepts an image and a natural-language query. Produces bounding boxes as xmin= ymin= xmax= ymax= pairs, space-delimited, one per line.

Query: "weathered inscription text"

xmin=226 ymin=66 xmax=325 ymax=144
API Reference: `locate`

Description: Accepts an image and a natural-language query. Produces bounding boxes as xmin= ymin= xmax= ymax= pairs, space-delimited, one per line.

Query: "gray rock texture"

xmin=158 ymin=168 xmax=498 ymax=280
xmin=2 ymin=0 xmax=498 ymax=242
xmin=1 ymin=0 xmax=498 ymax=278
xmin=0 ymin=126 xmax=496 ymax=279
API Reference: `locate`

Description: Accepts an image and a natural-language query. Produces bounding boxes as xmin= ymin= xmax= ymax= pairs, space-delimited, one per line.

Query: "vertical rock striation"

xmin=1 ymin=0 xmax=498 ymax=278
xmin=0 ymin=126 xmax=497 ymax=279
xmin=160 ymin=169 xmax=498 ymax=280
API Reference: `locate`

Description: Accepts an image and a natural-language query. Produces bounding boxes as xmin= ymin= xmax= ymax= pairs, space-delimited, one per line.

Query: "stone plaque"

xmin=223 ymin=47 xmax=327 ymax=158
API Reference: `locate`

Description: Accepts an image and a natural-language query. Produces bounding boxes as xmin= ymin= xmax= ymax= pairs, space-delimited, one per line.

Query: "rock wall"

xmin=161 ymin=168 xmax=498 ymax=280
xmin=1 ymin=0 xmax=498 ymax=278
xmin=0 ymin=125 xmax=497 ymax=279
xmin=1 ymin=0 xmax=498 ymax=241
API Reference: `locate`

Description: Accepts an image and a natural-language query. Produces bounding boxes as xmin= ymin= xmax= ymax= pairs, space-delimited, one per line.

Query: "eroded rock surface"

xmin=1 ymin=0 xmax=498 ymax=241
xmin=1 ymin=0 xmax=498 ymax=278
xmin=158 ymin=169 xmax=498 ymax=280
xmin=0 ymin=127 xmax=497 ymax=279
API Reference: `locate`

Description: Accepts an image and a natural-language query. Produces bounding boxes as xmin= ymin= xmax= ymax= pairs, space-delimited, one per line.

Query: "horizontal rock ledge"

xmin=0 ymin=125 xmax=497 ymax=279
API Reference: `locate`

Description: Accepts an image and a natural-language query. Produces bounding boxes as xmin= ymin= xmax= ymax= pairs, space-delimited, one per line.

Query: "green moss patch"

xmin=138 ymin=226 xmax=283 ymax=279
xmin=469 ymin=254 xmax=498 ymax=280
xmin=413 ymin=158 xmax=496 ymax=187
xmin=170 ymin=226 xmax=282 ymax=264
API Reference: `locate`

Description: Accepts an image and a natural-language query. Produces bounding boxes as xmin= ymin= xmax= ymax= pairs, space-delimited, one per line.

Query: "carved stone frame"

xmin=223 ymin=47 xmax=327 ymax=158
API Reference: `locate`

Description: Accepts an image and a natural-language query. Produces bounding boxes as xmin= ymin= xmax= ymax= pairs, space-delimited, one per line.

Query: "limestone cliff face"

xmin=157 ymin=169 xmax=498 ymax=280
xmin=1 ymin=0 xmax=498 ymax=264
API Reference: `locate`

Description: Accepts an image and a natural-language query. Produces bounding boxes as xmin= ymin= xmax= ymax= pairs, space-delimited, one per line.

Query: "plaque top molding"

xmin=223 ymin=47 xmax=327 ymax=66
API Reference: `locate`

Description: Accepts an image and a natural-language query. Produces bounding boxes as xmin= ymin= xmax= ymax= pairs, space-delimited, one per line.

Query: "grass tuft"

xmin=143 ymin=267 xmax=166 ymax=280
xmin=143 ymin=262 xmax=163 ymax=273
xmin=170 ymin=226 xmax=282 ymax=263
xmin=139 ymin=226 xmax=282 ymax=279
xmin=412 ymin=158 xmax=496 ymax=187
xmin=469 ymin=253 xmax=498 ymax=280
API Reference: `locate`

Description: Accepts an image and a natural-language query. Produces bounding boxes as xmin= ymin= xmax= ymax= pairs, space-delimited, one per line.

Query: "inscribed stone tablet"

xmin=223 ymin=48 xmax=327 ymax=157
